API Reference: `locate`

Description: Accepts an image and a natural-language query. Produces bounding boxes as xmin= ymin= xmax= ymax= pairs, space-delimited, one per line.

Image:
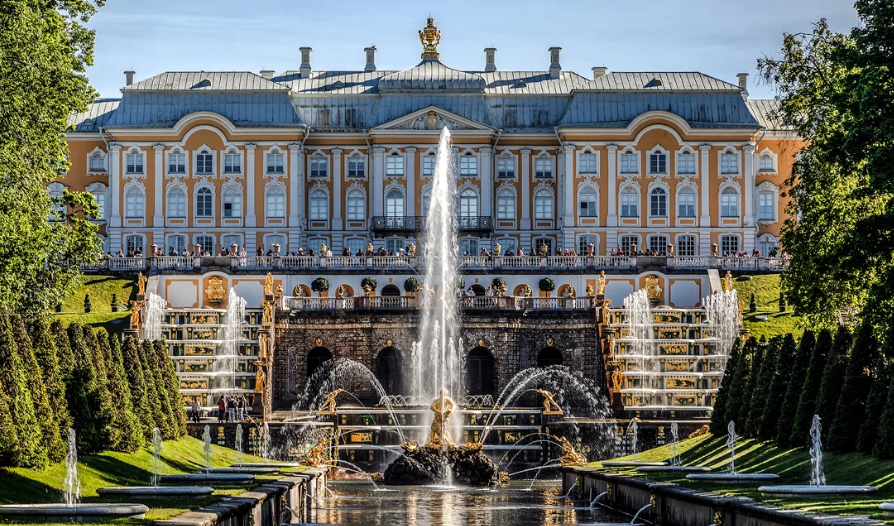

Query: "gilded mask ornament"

xmin=644 ymin=275 xmax=662 ymax=300
xmin=205 ymin=277 xmax=226 ymax=304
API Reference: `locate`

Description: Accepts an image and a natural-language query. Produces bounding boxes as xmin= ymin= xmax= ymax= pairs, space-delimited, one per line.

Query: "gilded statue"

xmin=259 ymin=335 xmax=268 ymax=359
xmin=611 ymin=369 xmax=626 ymax=392
xmin=205 ymin=276 xmax=226 ymax=303
xmin=130 ymin=301 xmax=141 ymax=328
xmin=427 ymin=390 xmax=455 ymax=448
xmin=539 ymin=241 xmax=549 ymax=256
xmin=556 ymin=436 xmax=586 ymax=466
xmin=318 ymin=389 xmax=343 ymax=415
xmin=400 ymin=441 xmax=419 ymax=453
xmin=585 ymin=283 xmax=594 ymax=297
xmin=644 ymin=275 xmax=662 ymax=300
xmin=723 ymin=270 xmax=734 ymax=292
xmin=275 ymin=284 xmax=283 ymax=297
xmin=303 ymin=437 xmax=332 ymax=467
xmin=336 ymin=285 xmax=346 ymax=298
xmin=522 ymin=285 xmax=532 ymax=298
xmin=137 ymin=272 xmax=147 ymax=296
xmin=418 ymin=17 xmax=442 ymax=59
xmin=407 ymin=243 xmax=416 ymax=257
xmin=597 ymin=270 xmax=607 ymax=295
xmin=535 ymin=389 xmax=563 ymax=415
xmin=319 ymin=243 xmax=327 ymax=256
xmin=263 ymin=272 xmax=274 ymax=297
xmin=366 ymin=242 xmax=374 ymax=256
xmin=493 ymin=242 xmax=501 ymax=257
xmin=254 ymin=366 xmax=265 ymax=394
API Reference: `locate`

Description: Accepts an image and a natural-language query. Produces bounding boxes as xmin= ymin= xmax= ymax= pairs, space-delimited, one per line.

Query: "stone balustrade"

xmin=281 ymin=294 xmax=597 ymax=312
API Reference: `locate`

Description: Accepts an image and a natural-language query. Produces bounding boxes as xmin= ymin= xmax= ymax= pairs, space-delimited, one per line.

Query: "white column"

xmin=699 ymin=144 xmax=712 ymax=256
xmin=288 ymin=143 xmax=302 ymax=251
xmin=152 ymin=145 xmax=164 ymax=226
xmin=405 ymin=147 xmax=417 ymax=216
xmin=372 ymin=146 xmax=385 ymax=217
xmin=331 ymin=148 xmax=343 ymax=231
xmin=520 ymin=148 xmax=531 ymax=230
xmin=245 ymin=144 xmax=257 ymax=228
xmin=562 ymin=144 xmax=575 ymax=227
xmin=108 ymin=144 xmax=122 ymax=253
xmin=480 ymin=146 xmax=492 ymax=217
xmin=743 ymin=143 xmax=756 ymax=252
xmin=606 ymin=145 xmax=618 ymax=227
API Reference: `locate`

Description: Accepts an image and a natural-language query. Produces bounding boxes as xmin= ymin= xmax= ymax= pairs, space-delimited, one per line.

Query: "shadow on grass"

xmin=0 ymin=469 xmax=61 ymax=504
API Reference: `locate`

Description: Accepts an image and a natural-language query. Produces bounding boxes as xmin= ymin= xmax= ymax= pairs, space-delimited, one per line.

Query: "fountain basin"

xmin=159 ymin=473 xmax=255 ymax=484
xmin=202 ymin=467 xmax=280 ymax=474
xmin=687 ymin=473 xmax=780 ymax=483
xmin=637 ymin=466 xmax=712 ymax=473
xmin=97 ymin=486 xmax=214 ymax=498
xmin=0 ymin=503 xmax=149 ymax=522
xmin=602 ymin=461 xmax=667 ymax=467
xmin=231 ymin=462 xmax=301 ymax=468
xmin=880 ymin=503 xmax=894 ymax=517
xmin=759 ymin=485 xmax=878 ymax=497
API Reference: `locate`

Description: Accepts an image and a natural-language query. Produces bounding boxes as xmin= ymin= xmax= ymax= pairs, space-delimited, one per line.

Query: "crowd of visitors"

xmin=187 ymin=395 xmax=248 ymax=423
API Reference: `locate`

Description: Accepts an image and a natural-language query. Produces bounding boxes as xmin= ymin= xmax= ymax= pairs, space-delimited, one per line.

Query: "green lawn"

xmin=593 ymin=434 xmax=894 ymax=523
xmin=731 ymin=274 xmax=805 ymax=339
xmin=52 ymin=275 xmax=138 ymax=336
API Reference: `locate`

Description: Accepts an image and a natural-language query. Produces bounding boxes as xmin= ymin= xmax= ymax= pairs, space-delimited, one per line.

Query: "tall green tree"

xmin=66 ymin=323 xmax=101 ymax=454
xmin=0 ymin=315 xmax=47 ymax=467
xmin=30 ymin=318 xmax=72 ymax=440
xmin=51 ymin=319 xmax=75 ymax=380
xmin=777 ymin=331 xmax=816 ymax=447
xmin=0 ymin=387 xmax=19 ymax=466
xmin=121 ymin=336 xmax=153 ymax=439
xmin=139 ymin=340 xmax=168 ymax=439
xmin=0 ymin=0 xmax=105 ymax=315
xmin=97 ymin=331 xmax=142 ymax=452
xmin=815 ymin=325 xmax=851 ymax=441
xmin=760 ymin=334 xmax=797 ymax=441
xmin=746 ymin=337 xmax=778 ymax=438
xmin=711 ymin=338 xmax=741 ymax=434
xmin=154 ymin=340 xmax=186 ymax=437
xmin=790 ymin=329 xmax=832 ymax=448
xmin=828 ymin=322 xmax=879 ymax=451
xmin=857 ymin=325 xmax=894 ymax=453
xmin=724 ymin=337 xmax=758 ymax=428
xmin=875 ymin=379 xmax=894 ymax=458
xmin=146 ymin=341 xmax=176 ymax=439
xmin=740 ymin=337 xmax=767 ymax=437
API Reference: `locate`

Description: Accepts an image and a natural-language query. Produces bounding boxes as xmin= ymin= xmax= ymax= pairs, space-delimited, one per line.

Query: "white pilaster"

xmin=331 ymin=147 xmax=343 ymax=231
xmin=152 ymin=144 xmax=165 ymax=248
xmin=480 ymin=146 xmax=493 ymax=217
xmin=405 ymin=147 xmax=417 ymax=216
xmin=743 ymin=143 xmax=756 ymax=252
xmin=372 ymin=146 xmax=385 ymax=217
xmin=288 ymin=143 xmax=303 ymax=251
xmin=562 ymin=144 xmax=575 ymax=227
xmin=606 ymin=145 xmax=618 ymax=227
xmin=108 ymin=144 xmax=122 ymax=253
xmin=699 ymin=144 xmax=712 ymax=255
xmin=245 ymin=144 xmax=257 ymax=228
xmin=520 ymin=148 xmax=531 ymax=229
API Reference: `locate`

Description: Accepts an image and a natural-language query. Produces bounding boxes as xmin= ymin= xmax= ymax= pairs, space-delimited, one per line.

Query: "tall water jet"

xmin=143 ymin=292 xmax=166 ymax=341
xmin=628 ymin=419 xmax=639 ymax=460
xmin=262 ymin=422 xmax=272 ymax=462
xmin=150 ymin=427 xmax=163 ymax=487
xmin=63 ymin=428 xmax=80 ymax=507
xmin=624 ymin=290 xmax=656 ymax=403
xmin=726 ymin=420 xmax=737 ymax=475
xmin=704 ymin=289 xmax=740 ymax=356
xmin=202 ymin=425 xmax=212 ymax=470
xmin=670 ymin=422 xmax=680 ymax=467
xmin=215 ymin=289 xmax=246 ymax=394
xmin=235 ymin=424 xmax=244 ymax=464
xmin=809 ymin=415 xmax=825 ymax=486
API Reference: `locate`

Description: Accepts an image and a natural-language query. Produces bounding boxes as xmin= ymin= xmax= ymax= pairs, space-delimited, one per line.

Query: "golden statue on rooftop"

xmin=419 ymin=18 xmax=441 ymax=60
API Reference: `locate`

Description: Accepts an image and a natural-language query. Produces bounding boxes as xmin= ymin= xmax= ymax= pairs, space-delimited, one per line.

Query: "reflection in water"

xmin=309 ymin=481 xmax=624 ymax=525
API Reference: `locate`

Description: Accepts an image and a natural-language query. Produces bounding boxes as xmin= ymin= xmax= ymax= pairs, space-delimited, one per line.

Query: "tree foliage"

xmin=121 ymin=336 xmax=154 ymax=440
xmin=776 ymin=331 xmax=815 ymax=446
xmin=710 ymin=338 xmax=741 ymax=434
xmin=760 ymin=334 xmax=797 ymax=441
xmin=724 ymin=337 xmax=758 ymax=428
xmin=0 ymin=315 xmax=46 ymax=467
xmin=98 ymin=331 xmax=142 ymax=452
xmin=790 ymin=329 xmax=831 ymax=448
xmin=746 ymin=337 xmax=777 ymax=438
xmin=828 ymin=321 xmax=879 ymax=451
xmin=815 ymin=325 xmax=851 ymax=441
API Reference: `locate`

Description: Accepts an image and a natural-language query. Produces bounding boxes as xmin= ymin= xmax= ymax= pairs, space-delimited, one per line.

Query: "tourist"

xmin=237 ymin=396 xmax=246 ymax=421
xmin=191 ymin=399 xmax=201 ymax=423
xmin=256 ymin=246 xmax=264 ymax=257
xmin=217 ymin=396 xmax=226 ymax=423
xmin=342 ymin=247 xmax=351 ymax=257
xmin=226 ymin=397 xmax=236 ymax=422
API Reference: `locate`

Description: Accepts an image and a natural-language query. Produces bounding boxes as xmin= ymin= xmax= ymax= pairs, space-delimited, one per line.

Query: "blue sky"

xmin=86 ymin=0 xmax=859 ymax=100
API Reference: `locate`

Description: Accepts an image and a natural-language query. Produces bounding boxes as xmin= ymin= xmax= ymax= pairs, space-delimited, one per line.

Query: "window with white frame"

xmin=346 ymin=189 xmax=365 ymax=220
xmin=346 ymin=238 xmax=365 ymax=256
xmin=720 ymin=187 xmax=739 ymax=217
xmin=620 ymin=235 xmax=638 ymax=254
xmin=196 ymin=235 xmax=214 ymax=254
xmin=758 ymin=238 xmax=777 ymax=255
xmin=677 ymin=235 xmax=696 ymax=256
xmin=534 ymin=156 xmax=552 ymax=179
xmin=222 ymin=235 xmax=242 ymax=251
xmin=195 ymin=149 xmax=214 ymax=175
xmin=649 ymin=152 xmax=667 ymax=174
xmin=422 ymin=154 xmax=436 ymax=177
xmin=421 ymin=188 xmax=431 ymax=216
xmin=620 ymin=187 xmax=638 ymax=217
xmin=758 ymin=191 xmax=775 ymax=220
xmin=195 ymin=187 xmax=213 ymax=217
xmin=497 ymin=156 xmax=515 ymax=178
xmin=126 ymin=152 xmax=143 ymax=174
xmin=579 ymin=187 xmax=597 ymax=217
xmin=459 ymin=189 xmax=479 ymax=217
xmin=720 ymin=235 xmax=739 ymax=255
xmin=347 ymin=155 xmax=365 ymax=178
xmin=266 ymin=151 xmax=284 ymax=174
xmin=385 ymin=188 xmax=405 ymax=217
xmin=677 ymin=152 xmax=695 ymax=174
xmin=125 ymin=235 xmax=144 ymax=254
xmin=223 ymin=187 xmax=242 ymax=218
xmin=496 ymin=237 xmax=516 ymax=255
xmin=223 ymin=151 xmax=240 ymax=174
xmin=310 ymin=156 xmax=328 ymax=178
xmin=620 ymin=152 xmax=637 ymax=173
xmin=48 ymin=189 xmax=65 ymax=221
xmin=386 ymin=238 xmax=406 ymax=255
xmin=167 ymin=188 xmax=186 ymax=218
xmin=459 ymin=238 xmax=478 ymax=257
xmin=496 ymin=189 xmax=515 ymax=220
xmin=578 ymin=235 xmax=598 ymax=255
xmin=579 ymin=153 xmax=597 ymax=174
xmin=309 ymin=190 xmax=328 ymax=220
xmin=459 ymin=153 xmax=478 ymax=176
xmin=678 ymin=187 xmax=696 ymax=217
xmin=759 ymin=154 xmax=774 ymax=172
xmin=721 ymin=152 xmax=738 ymax=174
xmin=534 ymin=190 xmax=553 ymax=220
xmin=386 ymin=153 xmax=404 ymax=176
xmin=89 ymin=153 xmax=106 ymax=172
xmin=649 ymin=235 xmax=669 ymax=255
xmin=169 ymin=151 xmax=186 ymax=174
xmin=533 ymin=237 xmax=553 ymax=254
xmin=125 ymin=187 xmax=144 ymax=218
xmin=266 ymin=235 xmax=287 ymax=251
xmin=90 ymin=191 xmax=106 ymax=220
xmin=168 ymin=235 xmax=187 ymax=254
xmin=265 ymin=187 xmax=285 ymax=218
xmin=649 ymin=187 xmax=667 ymax=216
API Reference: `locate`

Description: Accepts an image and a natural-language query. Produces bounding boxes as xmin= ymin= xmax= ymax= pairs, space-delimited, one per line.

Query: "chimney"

xmin=299 ymin=47 xmax=313 ymax=79
xmin=364 ymin=46 xmax=376 ymax=72
xmin=484 ymin=47 xmax=497 ymax=72
xmin=591 ymin=66 xmax=607 ymax=80
xmin=737 ymin=72 xmax=749 ymax=99
xmin=124 ymin=70 xmax=135 ymax=86
xmin=548 ymin=47 xmax=562 ymax=79
xmin=259 ymin=69 xmax=275 ymax=80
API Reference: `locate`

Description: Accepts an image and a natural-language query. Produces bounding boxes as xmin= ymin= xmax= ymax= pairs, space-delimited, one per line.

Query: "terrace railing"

xmin=281 ymin=294 xmax=596 ymax=312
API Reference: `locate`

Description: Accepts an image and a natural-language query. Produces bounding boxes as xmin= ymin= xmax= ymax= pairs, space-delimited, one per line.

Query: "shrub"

xmin=84 ymin=293 xmax=92 ymax=313
xmin=491 ymin=277 xmax=506 ymax=290
xmin=857 ymin=324 xmax=894 ymax=454
xmin=538 ymin=277 xmax=556 ymax=292
xmin=111 ymin=293 xmax=118 ymax=312
xmin=404 ymin=277 xmax=421 ymax=293
xmin=121 ymin=336 xmax=153 ymax=439
xmin=710 ymin=337 xmax=741 ymax=434
xmin=778 ymin=291 xmax=786 ymax=312
xmin=29 ymin=319 xmax=71 ymax=452
xmin=790 ymin=329 xmax=831 ymax=448
xmin=776 ymin=330 xmax=815 ymax=446
xmin=745 ymin=336 xmax=775 ymax=437
xmin=875 ymin=377 xmax=894 ymax=458
xmin=749 ymin=292 xmax=757 ymax=313
xmin=815 ymin=325 xmax=851 ymax=441
xmin=724 ymin=337 xmax=758 ymax=427
xmin=0 ymin=315 xmax=47 ymax=467
xmin=311 ymin=277 xmax=329 ymax=294
xmin=98 ymin=332 xmax=143 ymax=452
xmin=361 ymin=277 xmax=377 ymax=293
xmin=828 ymin=322 xmax=878 ymax=452
xmin=759 ymin=334 xmax=797 ymax=441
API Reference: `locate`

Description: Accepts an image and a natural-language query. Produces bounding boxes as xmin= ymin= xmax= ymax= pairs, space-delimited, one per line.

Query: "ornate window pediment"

xmin=374 ymin=105 xmax=491 ymax=132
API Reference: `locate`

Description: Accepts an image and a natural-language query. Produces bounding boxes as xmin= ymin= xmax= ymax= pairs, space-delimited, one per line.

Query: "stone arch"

xmin=306 ymin=347 xmax=332 ymax=380
xmin=466 ymin=347 xmax=495 ymax=397
xmin=512 ymin=284 xmax=531 ymax=296
xmin=336 ymin=284 xmax=355 ymax=297
xmin=292 ymin=284 xmax=312 ymax=297
xmin=537 ymin=347 xmax=563 ymax=367
xmin=469 ymin=284 xmax=486 ymax=296
xmin=375 ymin=346 xmax=404 ymax=395
xmin=381 ymin=284 xmax=401 ymax=296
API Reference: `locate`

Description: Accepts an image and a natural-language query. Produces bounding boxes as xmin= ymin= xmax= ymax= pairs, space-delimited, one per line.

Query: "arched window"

xmin=677 ymin=152 xmax=696 ymax=174
xmin=347 ymin=154 xmax=365 ymax=178
xmin=721 ymin=187 xmax=739 ymax=217
xmin=466 ymin=347 xmax=495 ymax=397
xmin=620 ymin=187 xmax=638 ymax=217
xmin=195 ymin=187 xmax=213 ymax=217
xmin=678 ymin=187 xmax=696 ymax=217
xmin=496 ymin=189 xmax=515 ymax=220
xmin=376 ymin=347 xmax=403 ymax=395
xmin=346 ymin=189 xmax=365 ymax=220
xmin=579 ymin=187 xmax=597 ymax=217
xmin=537 ymin=347 xmax=563 ymax=367
xmin=125 ymin=187 xmax=144 ymax=218
xmin=265 ymin=187 xmax=285 ymax=218
xmin=223 ymin=187 xmax=242 ymax=218
xmin=167 ymin=187 xmax=186 ymax=218
xmin=649 ymin=187 xmax=667 ymax=217
xmin=307 ymin=347 xmax=332 ymax=380
xmin=385 ymin=188 xmax=405 ymax=217
xmin=89 ymin=153 xmax=105 ymax=172
xmin=195 ymin=148 xmax=213 ymax=175
xmin=534 ymin=189 xmax=553 ymax=220
xmin=309 ymin=189 xmax=328 ymax=220
xmin=380 ymin=284 xmax=401 ymax=296
xmin=421 ymin=188 xmax=431 ymax=216
xmin=459 ymin=188 xmax=478 ymax=217
xmin=759 ymin=154 xmax=774 ymax=171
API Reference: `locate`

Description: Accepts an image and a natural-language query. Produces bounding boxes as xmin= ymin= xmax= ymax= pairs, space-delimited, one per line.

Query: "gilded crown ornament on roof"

xmin=418 ymin=17 xmax=441 ymax=60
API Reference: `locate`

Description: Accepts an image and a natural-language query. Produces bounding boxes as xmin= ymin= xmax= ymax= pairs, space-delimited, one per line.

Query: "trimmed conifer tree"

xmin=82 ymin=326 xmax=116 ymax=453
xmin=66 ymin=323 xmax=100 ymax=454
xmin=0 ymin=315 xmax=47 ymax=467
xmin=51 ymin=319 xmax=75 ymax=380
xmin=724 ymin=337 xmax=758 ymax=428
xmin=140 ymin=340 xmax=168 ymax=439
xmin=147 ymin=341 xmax=176 ymax=439
xmin=815 ymin=325 xmax=851 ymax=441
xmin=875 ymin=375 xmax=894 ymax=458
xmin=759 ymin=334 xmax=797 ymax=441
xmin=121 ymin=336 xmax=154 ymax=439
xmin=710 ymin=338 xmax=741 ymax=434
xmin=30 ymin=319 xmax=72 ymax=442
xmin=0 ymin=388 xmax=20 ymax=466
xmin=154 ymin=340 xmax=186 ymax=437
xmin=828 ymin=322 xmax=879 ymax=452
xmin=857 ymin=325 xmax=894 ymax=454
xmin=739 ymin=337 xmax=766 ymax=437
xmin=746 ymin=336 xmax=778 ymax=438
xmin=12 ymin=316 xmax=65 ymax=462
xmin=790 ymin=328 xmax=832 ymax=448
xmin=776 ymin=330 xmax=815 ymax=447
xmin=98 ymin=331 xmax=143 ymax=452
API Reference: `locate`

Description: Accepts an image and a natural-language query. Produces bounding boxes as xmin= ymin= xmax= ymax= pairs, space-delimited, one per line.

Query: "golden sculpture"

xmin=522 ymin=285 xmax=532 ymax=297
xmin=303 ymin=436 xmax=332 ymax=468
xmin=493 ymin=242 xmax=501 ymax=257
xmin=260 ymin=299 xmax=274 ymax=326
xmin=426 ymin=390 xmax=455 ymax=447
xmin=407 ymin=243 xmax=416 ymax=257
xmin=336 ymin=285 xmax=346 ymax=298
xmin=318 ymin=389 xmax=343 ymax=415
xmin=366 ymin=242 xmax=374 ymax=256
xmin=205 ymin=276 xmax=226 ymax=303
xmin=556 ymin=436 xmax=586 ymax=466
xmin=319 ymin=243 xmax=327 ymax=256
xmin=129 ymin=301 xmax=141 ymax=328
xmin=137 ymin=272 xmax=147 ymax=296
xmin=254 ymin=366 xmax=265 ymax=394
xmin=723 ymin=270 xmax=734 ymax=292
xmin=259 ymin=335 xmax=268 ymax=359
xmin=597 ymin=270 xmax=607 ymax=295
xmin=539 ymin=241 xmax=549 ymax=256
xmin=644 ymin=275 xmax=662 ymax=300
xmin=275 ymin=284 xmax=283 ymax=297
xmin=400 ymin=441 xmax=419 ymax=453
xmin=535 ymin=389 xmax=563 ymax=415
xmin=611 ymin=369 xmax=626 ymax=391
xmin=463 ymin=442 xmax=483 ymax=452
xmin=586 ymin=283 xmax=594 ymax=297
xmin=418 ymin=17 xmax=442 ymax=59
xmin=263 ymin=272 xmax=274 ymax=297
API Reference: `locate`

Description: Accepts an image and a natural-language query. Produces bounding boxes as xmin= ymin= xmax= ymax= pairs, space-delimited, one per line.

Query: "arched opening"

xmin=306 ymin=347 xmax=332 ymax=380
xmin=376 ymin=347 xmax=403 ymax=395
xmin=470 ymin=284 xmax=486 ymax=296
xmin=537 ymin=347 xmax=563 ymax=367
xmin=381 ymin=284 xmax=401 ymax=296
xmin=466 ymin=347 xmax=495 ymax=397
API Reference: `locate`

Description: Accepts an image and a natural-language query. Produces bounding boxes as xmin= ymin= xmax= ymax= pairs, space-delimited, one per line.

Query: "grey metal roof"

xmin=480 ymin=71 xmax=595 ymax=95
xmin=590 ymin=72 xmax=740 ymax=92
xmin=69 ymin=98 xmax=120 ymax=131
xmin=123 ymin=72 xmax=289 ymax=92
xmin=106 ymin=92 xmax=303 ymax=128
xmin=277 ymin=70 xmax=393 ymax=95
xmin=488 ymin=96 xmax=571 ymax=131
xmin=378 ymin=60 xmax=486 ymax=92
xmin=746 ymin=99 xmax=792 ymax=131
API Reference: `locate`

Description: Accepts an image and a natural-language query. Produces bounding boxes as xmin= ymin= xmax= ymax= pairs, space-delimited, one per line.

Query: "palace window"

xmin=759 ymin=154 xmax=774 ymax=171
xmin=223 ymin=152 xmax=240 ymax=174
xmin=579 ymin=153 xmax=597 ymax=174
xmin=265 ymin=187 xmax=285 ymax=218
xmin=459 ymin=238 xmax=479 ymax=257
xmin=126 ymin=152 xmax=143 ymax=174
xmin=196 ymin=149 xmax=214 ymax=175
xmin=386 ymin=238 xmax=406 ymax=255
xmin=421 ymin=188 xmax=431 ymax=216
xmin=195 ymin=187 xmax=213 ymax=217
xmin=720 ymin=235 xmax=740 ymax=255
xmin=125 ymin=235 xmax=144 ymax=255
xmin=89 ymin=153 xmax=106 ymax=172
xmin=649 ymin=188 xmax=667 ymax=217
xmin=196 ymin=235 xmax=214 ymax=254
xmin=758 ymin=191 xmax=775 ymax=221
xmin=496 ymin=237 xmax=517 ymax=255
xmin=385 ymin=188 xmax=405 ymax=217
xmin=459 ymin=153 xmax=478 ymax=176
xmin=222 ymin=235 xmax=242 ymax=251
xmin=677 ymin=235 xmax=696 ymax=257
xmin=496 ymin=189 xmax=515 ymax=220
xmin=620 ymin=235 xmax=639 ymax=255
xmin=677 ymin=152 xmax=695 ymax=174
xmin=310 ymin=156 xmax=328 ymax=178
xmin=459 ymin=188 xmax=479 ymax=217
xmin=309 ymin=190 xmax=328 ymax=220
xmin=223 ymin=187 xmax=242 ymax=218
xmin=168 ymin=235 xmax=187 ymax=255
xmin=721 ymin=188 xmax=739 ymax=217
xmin=124 ymin=187 xmax=144 ymax=218
xmin=620 ymin=187 xmax=638 ymax=217
xmin=266 ymin=151 xmax=284 ymax=174
xmin=721 ymin=152 xmax=738 ymax=174
xmin=347 ymin=155 xmax=365 ymax=178
xmin=346 ymin=189 xmax=365 ymax=220
xmin=48 ymin=188 xmax=65 ymax=222
xmin=649 ymin=235 xmax=669 ymax=256
xmin=579 ymin=187 xmax=597 ymax=217
xmin=167 ymin=188 xmax=186 ymax=217
xmin=90 ymin=192 xmax=106 ymax=220
xmin=386 ymin=153 xmax=404 ymax=176
xmin=678 ymin=187 xmax=696 ymax=217
xmin=169 ymin=152 xmax=186 ymax=174
xmin=422 ymin=154 xmax=436 ymax=177
xmin=534 ymin=156 xmax=552 ymax=179
xmin=758 ymin=238 xmax=777 ymax=256
xmin=649 ymin=152 xmax=667 ymax=174
xmin=578 ymin=235 xmax=598 ymax=256
xmin=497 ymin=156 xmax=515 ymax=178
xmin=346 ymin=238 xmax=365 ymax=256
xmin=266 ymin=235 xmax=287 ymax=251
xmin=534 ymin=189 xmax=553 ymax=220
xmin=533 ymin=238 xmax=553 ymax=254
xmin=620 ymin=153 xmax=637 ymax=173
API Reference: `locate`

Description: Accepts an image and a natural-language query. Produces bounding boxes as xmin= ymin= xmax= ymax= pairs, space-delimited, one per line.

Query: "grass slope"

xmin=52 ymin=275 xmax=137 ymax=336
xmin=732 ymin=274 xmax=804 ymax=339
xmin=593 ymin=434 xmax=894 ymax=522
